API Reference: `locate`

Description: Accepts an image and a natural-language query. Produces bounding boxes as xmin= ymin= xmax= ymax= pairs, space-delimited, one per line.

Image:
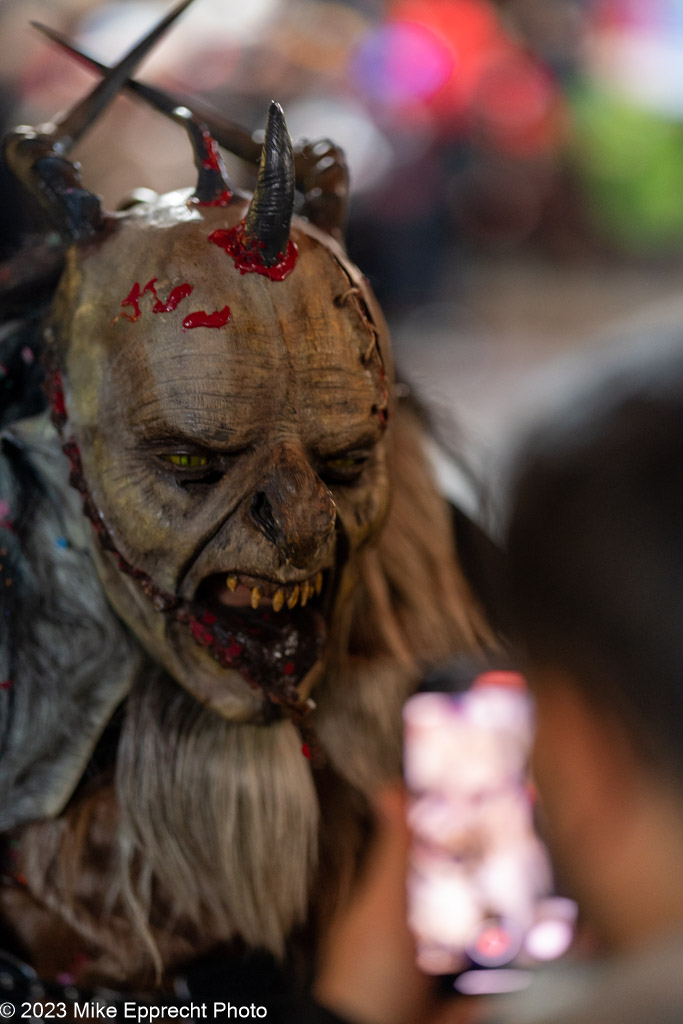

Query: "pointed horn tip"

xmin=49 ymin=0 xmax=195 ymax=149
xmin=266 ymin=101 xmax=289 ymax=132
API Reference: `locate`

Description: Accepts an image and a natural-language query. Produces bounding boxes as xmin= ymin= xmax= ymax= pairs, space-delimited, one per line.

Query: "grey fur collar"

xmin=0 ymin=413 xmax=142 ymax=830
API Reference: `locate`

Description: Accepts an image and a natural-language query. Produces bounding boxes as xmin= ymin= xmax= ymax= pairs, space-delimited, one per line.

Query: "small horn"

xmin=172 ymin=107 xmax=237 ymax=206
xmin=243 ymin=102 xmax=295 ymax=267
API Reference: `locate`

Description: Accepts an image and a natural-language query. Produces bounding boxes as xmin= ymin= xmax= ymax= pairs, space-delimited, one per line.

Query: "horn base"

xmin=209 ymin=225 xmax=298 ymax=282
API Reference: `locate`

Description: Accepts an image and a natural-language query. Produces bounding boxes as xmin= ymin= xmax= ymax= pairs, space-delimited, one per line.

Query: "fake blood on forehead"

xmin=115 ymin=278 xmax=230 ymax=330
xmin=209 ymin=226 xmax=298 ymax=281
xmin=118 ymin=278 xmax=193 ymax=322
xmin=182 ymin=306 xmax=231 ymax=329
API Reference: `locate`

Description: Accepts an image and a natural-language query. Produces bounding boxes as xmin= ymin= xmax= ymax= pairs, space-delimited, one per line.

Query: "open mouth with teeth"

xmin=56 ymin=432 xmax=333 ymax=716
xmin=184 ymin=569 xmax=330 ymax=712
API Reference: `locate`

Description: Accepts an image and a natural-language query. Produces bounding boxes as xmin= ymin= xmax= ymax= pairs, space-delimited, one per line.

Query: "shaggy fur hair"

xmin=1 ymin=399 xmax=493 ymax=988
xmin=0 ymin=416 xmax=141 ymax=831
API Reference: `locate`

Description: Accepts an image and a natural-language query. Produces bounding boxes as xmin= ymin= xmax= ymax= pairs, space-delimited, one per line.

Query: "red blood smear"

xmin=202 ymin=130 xmax=223 ymax=172
xmin=283 ymin=662 xmax=296 ymax=676
xmin=119 ymin=282 xmax=142 ymax=322
xmin=49 ymin=371 xmax=67 ymax=418
xmin=208 ymin=226 xmax=298 ymax=281
xmin=194 ymin=191 xmax=232 ymax=208
xmin=225 ymin=639 xmax=244 ymax=658
xmin=190 ymin=620 xmax=215 ymax=647
xmin=183 ymin=306 xmax=231 ymax=330
xmin=0 ymin=679 xmax=13 ymax=690
xmin=201 ymin=611 xmax=218 ymax=625
xmin=302 ymin=743 xmax=311 ymax=759
xmin=117 ymin=279 xmax=193 ymax=322
xmin=143 ymin=278 xmax=193 ymax=312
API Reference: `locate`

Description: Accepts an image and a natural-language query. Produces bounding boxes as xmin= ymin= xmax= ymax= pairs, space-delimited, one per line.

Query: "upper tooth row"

xmin=226 ymin=571 xmax=323 ymax=611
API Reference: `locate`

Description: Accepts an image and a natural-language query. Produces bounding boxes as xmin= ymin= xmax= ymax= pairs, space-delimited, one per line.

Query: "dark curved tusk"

xmin=243 ymin=102 xmax=295 ymax=267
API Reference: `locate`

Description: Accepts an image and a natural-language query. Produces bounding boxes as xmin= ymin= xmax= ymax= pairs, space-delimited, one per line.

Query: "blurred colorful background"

xmin=1 ymin=0 xmax=682 ymax=510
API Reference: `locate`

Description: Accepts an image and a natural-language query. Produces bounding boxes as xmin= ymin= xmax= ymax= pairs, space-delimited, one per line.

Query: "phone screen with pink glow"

xmin=404 ymin=673 xmax=576 ymax=981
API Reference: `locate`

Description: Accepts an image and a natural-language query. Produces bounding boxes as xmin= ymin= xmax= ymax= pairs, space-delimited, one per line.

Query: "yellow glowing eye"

xmin=326 ymin=457 xmax=359 ymax=472
xmin=161 ymin=453 xmax=209 ymax=468
xmin=324 ymin=455 xmax=368 ymax=478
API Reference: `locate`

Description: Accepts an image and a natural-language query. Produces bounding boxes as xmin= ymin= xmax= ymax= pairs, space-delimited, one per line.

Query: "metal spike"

xmin=32 ymin=22 xmax=262 ymax=165
xmin=243 ymin=101 xmax=295 ymax=267
xmin=47 ymin=0 xmax=195 ymax=151
xmin=5 ymin=0 xmax=195 ymax=240
xmin=33 ymin=23 xmax=350 ymax=241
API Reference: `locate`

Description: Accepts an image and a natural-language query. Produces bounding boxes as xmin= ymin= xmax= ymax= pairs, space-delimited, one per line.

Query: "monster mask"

xmin=5 ymin=2 xmax=392 ymax=727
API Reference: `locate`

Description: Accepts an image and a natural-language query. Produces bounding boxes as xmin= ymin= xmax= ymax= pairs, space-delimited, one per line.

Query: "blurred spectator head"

xmin=507 ymin=340 xmax=683 ymax=781
xmin=505 ymin=340 xmax=683 ymax=945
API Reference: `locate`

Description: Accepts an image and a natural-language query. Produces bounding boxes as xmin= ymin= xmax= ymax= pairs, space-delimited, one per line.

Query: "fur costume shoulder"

xmin=0 ymin=412 xmax=142 ymax=830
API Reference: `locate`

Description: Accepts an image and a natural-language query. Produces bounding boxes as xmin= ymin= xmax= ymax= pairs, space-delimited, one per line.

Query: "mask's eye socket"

xmin=160 ymin=453 xmax=210 ymax=468
xmin=320 ymin=453 xmax=369 ymax=484
xmin=157 ymin=451 xmax=223 ymax=486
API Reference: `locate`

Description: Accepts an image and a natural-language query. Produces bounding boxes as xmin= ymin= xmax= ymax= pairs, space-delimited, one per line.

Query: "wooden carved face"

xmin=52 ymin=197 xmax=391 ymax=721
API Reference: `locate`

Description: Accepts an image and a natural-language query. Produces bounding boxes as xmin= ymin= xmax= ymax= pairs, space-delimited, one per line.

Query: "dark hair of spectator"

xmin=506 ymin=345 xmax=683 ymax=784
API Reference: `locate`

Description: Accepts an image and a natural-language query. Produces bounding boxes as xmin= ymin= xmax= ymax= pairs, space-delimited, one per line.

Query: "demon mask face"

xmin=6 ymin=0 xmax=392 ymax=724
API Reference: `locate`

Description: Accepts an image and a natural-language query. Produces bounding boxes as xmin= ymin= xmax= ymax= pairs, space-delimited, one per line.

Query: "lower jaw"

xmin=166 ymin=650 xmax=266 ymax=721
xmin=165 ymin=598 xmax=328 ymax=720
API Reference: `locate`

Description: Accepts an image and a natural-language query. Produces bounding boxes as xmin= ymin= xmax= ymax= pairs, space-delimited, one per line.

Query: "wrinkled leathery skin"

xmin=47 ymin=194 xmax=392 ymax=723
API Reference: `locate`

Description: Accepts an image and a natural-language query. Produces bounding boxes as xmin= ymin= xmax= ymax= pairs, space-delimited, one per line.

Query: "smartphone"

xmin=403 ymin=657 xmax=577 ymax=992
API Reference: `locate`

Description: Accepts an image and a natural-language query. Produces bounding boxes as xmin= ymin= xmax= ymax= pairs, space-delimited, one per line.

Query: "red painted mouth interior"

xmin=187 ymin=572 xmax=327 ymax=703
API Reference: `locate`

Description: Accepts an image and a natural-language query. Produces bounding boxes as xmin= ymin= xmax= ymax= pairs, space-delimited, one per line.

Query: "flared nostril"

xmin=250 ymin=490 xmax=280 ymax=547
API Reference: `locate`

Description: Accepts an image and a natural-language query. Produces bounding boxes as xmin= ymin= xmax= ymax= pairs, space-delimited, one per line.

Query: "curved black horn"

xmin=172 ymin=107 xmax=237 ymax=206
xmin=243 ymin=102 xmax=295 ymax=267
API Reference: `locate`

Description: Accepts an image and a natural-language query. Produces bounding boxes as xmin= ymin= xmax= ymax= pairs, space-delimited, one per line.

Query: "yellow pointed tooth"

xmin=301 ymin=581 xmax=311 ymax=607
xmin=226 ymin=575 xmax=238 ymax=592
xmin=272 ymin=588 xmax=285 ymax=612
xmin=315 ymin=571 xmax=323 ymax=595
xmin=251 ymin=586 xmax=261 ymax=610
xmin=287 ymin=584 xmax=300 ymax=609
